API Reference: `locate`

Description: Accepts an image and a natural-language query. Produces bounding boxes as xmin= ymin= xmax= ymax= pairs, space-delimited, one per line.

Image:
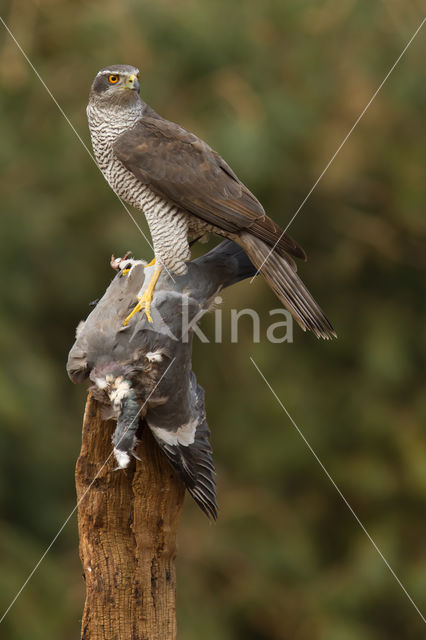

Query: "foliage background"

xmin=0 ymin=1 xmax=425 ymax=638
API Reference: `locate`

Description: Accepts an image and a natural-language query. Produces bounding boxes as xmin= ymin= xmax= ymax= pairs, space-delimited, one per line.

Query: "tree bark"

xmin=75 ymin=394 xmax=185 ymax=640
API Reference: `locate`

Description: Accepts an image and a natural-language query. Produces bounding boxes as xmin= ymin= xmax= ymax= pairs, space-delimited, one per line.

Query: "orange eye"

xmin=108 ymin=74 xmax=119 ymax=84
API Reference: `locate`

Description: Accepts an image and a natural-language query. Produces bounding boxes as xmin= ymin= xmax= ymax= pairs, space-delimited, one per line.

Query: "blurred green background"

xmin=0 ymin=1 xmax=425 ymax=638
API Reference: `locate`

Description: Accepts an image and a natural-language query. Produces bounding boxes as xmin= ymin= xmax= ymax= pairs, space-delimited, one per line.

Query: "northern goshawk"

xmin=87 ymin=64 xmax=334 ymax=338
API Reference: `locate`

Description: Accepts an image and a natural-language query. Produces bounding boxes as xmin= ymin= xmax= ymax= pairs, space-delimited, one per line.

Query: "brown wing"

xmin=113 ymin=113 xmax=306 ymax=260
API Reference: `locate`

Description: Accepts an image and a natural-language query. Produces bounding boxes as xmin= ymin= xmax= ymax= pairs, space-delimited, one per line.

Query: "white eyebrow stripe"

xmin=96 ymin=68 xmax=139 ymax=77
xmin=96 ymin=70 xmax=118 ymax=77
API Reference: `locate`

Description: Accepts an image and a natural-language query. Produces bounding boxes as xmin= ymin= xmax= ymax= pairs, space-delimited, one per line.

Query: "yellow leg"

xmin=123 ymin=266 xmax=162 ymax=325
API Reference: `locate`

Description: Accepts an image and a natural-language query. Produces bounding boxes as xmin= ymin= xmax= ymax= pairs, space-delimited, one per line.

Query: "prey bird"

xmin=68 ymin=240 xmax=261 ymax=519
xmin=87 ymin=64 xmax=335 ymax=338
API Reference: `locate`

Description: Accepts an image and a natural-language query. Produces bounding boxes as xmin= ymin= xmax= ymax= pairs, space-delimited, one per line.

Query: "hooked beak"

xmin=124 ymin=73 xmax=140 ymax=92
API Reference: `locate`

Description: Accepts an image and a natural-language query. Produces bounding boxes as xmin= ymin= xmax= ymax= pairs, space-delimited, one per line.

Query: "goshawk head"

xmin=88 ymin=65 xmax=141 ymax=109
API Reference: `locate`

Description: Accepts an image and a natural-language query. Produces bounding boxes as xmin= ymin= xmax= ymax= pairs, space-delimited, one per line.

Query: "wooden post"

xmin=75 ymin=394 xmax=185 ymax=640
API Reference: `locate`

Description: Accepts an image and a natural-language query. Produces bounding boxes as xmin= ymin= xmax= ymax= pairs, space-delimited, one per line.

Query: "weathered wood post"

xmin=75 ymin=397 xmax=184 ymax=640
xmin=67 ymin=241 xmax=256 ymax=640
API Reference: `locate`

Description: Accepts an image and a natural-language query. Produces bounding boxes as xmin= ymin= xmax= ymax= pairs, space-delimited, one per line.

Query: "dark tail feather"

xmin=154 ymin=422 xmax=218 ymax=521
xmin=238 ymin=232 xmax=336 ymax=340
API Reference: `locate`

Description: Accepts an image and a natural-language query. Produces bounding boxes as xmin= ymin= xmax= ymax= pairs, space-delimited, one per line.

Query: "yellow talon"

xmin=121 ymin=257 xmax=155 ymax=277
xmin=123 ymin=266 xmax=162 ymax=326
xmin=123 ymin=295 xmax=152 ymax=324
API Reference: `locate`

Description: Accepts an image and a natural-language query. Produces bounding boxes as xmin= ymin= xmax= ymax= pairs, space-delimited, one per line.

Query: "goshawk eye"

xmin=108 ymin=74 xmax=119 ymax=84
